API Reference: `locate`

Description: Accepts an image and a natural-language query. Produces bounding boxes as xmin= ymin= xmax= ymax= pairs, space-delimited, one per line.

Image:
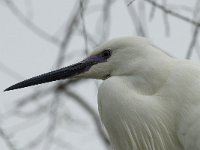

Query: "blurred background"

xmin=0 ymin=0 xmax=199 ymax=149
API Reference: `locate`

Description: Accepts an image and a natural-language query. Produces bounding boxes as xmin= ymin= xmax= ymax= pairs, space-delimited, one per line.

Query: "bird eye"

xmin=102 ymin=49 xmax=111 ymax=58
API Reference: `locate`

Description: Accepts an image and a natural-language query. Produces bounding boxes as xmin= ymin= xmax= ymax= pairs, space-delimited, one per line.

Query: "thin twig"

xmin=43 ymin=95 xmax=60 ymax=150
xmin=0 ymin=127 xmax=18 ymax=150
xmin=149 ymin=0 xmax=156 ymax=21
xmin=125 ymin=0 xmax=146 ymax=36
xmin=127 ymin=0 xmax=136 ymax=6
xmin=162 ymin=0 xmax=170 ymax=36
xmin=64 ymin=89 xmax=110 ymax=147
xmin=4 ymin=0 xmax=60 ymax=46
xmin=55 ymin=0 xmax=88 ymax=68
xmin=99 ymin=0 xmax=113 ymax=42
xmin=144 ymin=0 xmax=200 ymax=26
xmin=22 ymin=131 xmax=46 ymax=149
xmin=0 ymin=61 xmax=24 ymax=80
xmin=80 ymin=0 xmax=89 ymax=55
xmin=186 ymin=26 xmax=199 ymax=59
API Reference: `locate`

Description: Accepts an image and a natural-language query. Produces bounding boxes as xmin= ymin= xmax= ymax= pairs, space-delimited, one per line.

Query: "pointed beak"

xmin=4 ymin=56 xmax=100 ymax=92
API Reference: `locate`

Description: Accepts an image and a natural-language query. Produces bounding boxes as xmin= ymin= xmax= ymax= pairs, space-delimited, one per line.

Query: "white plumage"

xmin=92 ymin=37 xmax=200 ymax=150
xmin=5 ymin=36 xmax=200 ymax=150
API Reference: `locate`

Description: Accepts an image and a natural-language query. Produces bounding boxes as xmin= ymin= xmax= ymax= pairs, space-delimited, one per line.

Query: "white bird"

xmin=4 ymin=36 xmax=200 ymax=150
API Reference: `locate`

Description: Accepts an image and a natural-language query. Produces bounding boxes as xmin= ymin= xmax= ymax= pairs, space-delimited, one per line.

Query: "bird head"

xmin=4 ymin=36 xmax=170 ymax=91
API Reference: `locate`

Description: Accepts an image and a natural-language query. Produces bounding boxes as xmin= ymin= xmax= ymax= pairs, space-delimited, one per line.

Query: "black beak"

xmin=4 ymin=58 xmax=97 ymax=92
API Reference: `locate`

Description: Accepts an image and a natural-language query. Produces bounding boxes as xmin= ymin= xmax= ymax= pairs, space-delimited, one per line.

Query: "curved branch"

xmin=144 ymin=0 xmax=200 ymax=26
xmin=186 ymin=26 xmax=199 ymax=59
xmin=64 ymin=89 xmax=110 ymax=147
xmin=4 ymin=0 xmax=61 ymax=46
xmin=0 ymin=128 xmax=18 ymax=150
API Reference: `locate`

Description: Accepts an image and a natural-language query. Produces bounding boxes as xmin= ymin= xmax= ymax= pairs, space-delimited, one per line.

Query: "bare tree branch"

xmin=162 ymin=0 xmax=170 ymax=36
xmin=149 ymin=1 xmax=156 ymax=21
xmin=0 ymin=127 xmax=18 ymax=150
xmin=0 ymin=61 xmax=24 ymax=81
xmin=144 ymin=0 xmax=200 ymax=26
xmin=125 ymin=0 xmax=147 ymax=36
xmin=64 ymin=89 xmax=110 ymax=147
xmin=55 ymin=0 xmax=89 ymax=68
xmin=80 ymin=0 xmax=89 ymax=55
xmin=127 ymin=0 xmax=136 ymax=6
xmin=4 ymin=0 xmax=61 ymax=46
xmin=42 ymin=95 xmax=60 ymax=149
xmin=99 ymin=0 xmax=113 ymax=42
xmin=22 ymin=131 xmax=46 ymax=150
xmin=186 ymin=26 xmax=199 ymax=59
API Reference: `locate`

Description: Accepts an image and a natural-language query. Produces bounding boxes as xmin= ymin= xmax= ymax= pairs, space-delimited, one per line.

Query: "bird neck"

xmin=123 ymin=57 xmax=176 ymax=95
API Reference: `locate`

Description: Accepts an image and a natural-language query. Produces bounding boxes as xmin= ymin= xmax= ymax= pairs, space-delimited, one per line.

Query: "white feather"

xmin=85 ymin=37 xmax=200 ymax=150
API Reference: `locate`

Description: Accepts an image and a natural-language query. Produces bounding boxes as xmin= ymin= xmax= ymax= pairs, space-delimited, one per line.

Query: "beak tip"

xmin=4 ymin=85 xmax=17 ymax=92
xmin=4 ymin=87 xmax=11 ymax=92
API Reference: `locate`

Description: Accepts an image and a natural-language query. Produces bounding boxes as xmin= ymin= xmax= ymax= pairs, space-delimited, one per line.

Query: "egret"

xmin=4 ymin=36 xmax=200 ymax=150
